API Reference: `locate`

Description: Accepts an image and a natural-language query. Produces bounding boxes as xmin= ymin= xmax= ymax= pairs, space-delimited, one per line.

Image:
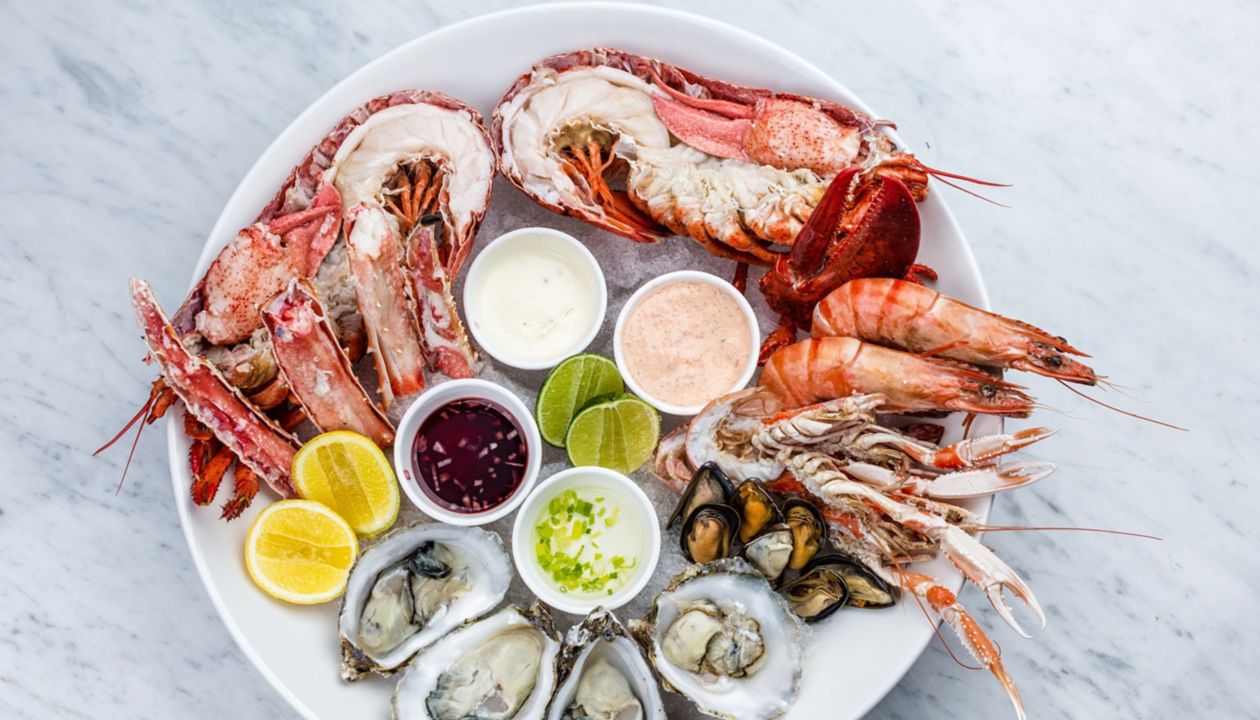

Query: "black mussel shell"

xmin=804 ymin=553 xmax=896 ymax=609
xmin=782 ymin=567 xmax=849 ymax=621
xmin=740 ymin=523 xmax=794 ymax=583
xmin=680 ymin=503 xmax=740 ymax=564
xmin=668 ymin=462 xmax=734 ymax=530
xmin=783 ymin=498 xmax=826 ymax=571
xmin=731 ymin=480 xmax=783 ymax=544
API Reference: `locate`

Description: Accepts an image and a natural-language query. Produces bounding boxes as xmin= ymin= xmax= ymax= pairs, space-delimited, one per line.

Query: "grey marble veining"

xmin=2 ymin=0 xmax=1257 ymax=718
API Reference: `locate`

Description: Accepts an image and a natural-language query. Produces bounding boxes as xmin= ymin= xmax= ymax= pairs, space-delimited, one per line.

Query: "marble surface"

xmin=2 ymin=0 xmax=1256 ymax=718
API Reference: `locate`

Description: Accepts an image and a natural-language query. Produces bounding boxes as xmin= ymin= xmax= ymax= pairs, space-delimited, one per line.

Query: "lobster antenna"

xmin=1056 ymin=380 xmax=1187 ymax=431
xmin=929 ymin=174 xmax=1011 ymax=208
xmin=916 ymin=162 xmax=1012 ymax=207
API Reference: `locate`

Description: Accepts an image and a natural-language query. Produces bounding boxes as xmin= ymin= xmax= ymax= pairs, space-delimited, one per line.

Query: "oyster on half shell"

xmin=339 ymin=523 xmax=511 ymax=680
xmin=548 ymin=609 xmax=666 ymax=720
xmin=630 ymin=559 xmax=804 ymax=720
xmin=393 ymin=603 xmax=561 ymax=720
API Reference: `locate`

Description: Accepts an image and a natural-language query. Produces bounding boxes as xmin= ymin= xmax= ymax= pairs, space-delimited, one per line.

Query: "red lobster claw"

xmin=760 ymin=167 xmax=922 ymax=334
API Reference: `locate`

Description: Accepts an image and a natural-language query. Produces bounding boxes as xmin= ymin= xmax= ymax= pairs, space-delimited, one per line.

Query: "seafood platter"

xmin=102 ymin=7 xmax=1127 ymax=720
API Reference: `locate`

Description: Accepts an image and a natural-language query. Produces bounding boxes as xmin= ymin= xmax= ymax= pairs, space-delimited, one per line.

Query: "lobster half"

xmin=493 ymin=48 xmax=989 ymax=356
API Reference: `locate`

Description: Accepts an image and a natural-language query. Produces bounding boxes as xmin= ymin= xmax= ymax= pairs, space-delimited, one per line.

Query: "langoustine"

xmin=105 ymin=90 xmax=494 ymax=518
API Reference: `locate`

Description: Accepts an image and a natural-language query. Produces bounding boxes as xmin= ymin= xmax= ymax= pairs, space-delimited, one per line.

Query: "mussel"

xmin=782 ymin=498 xmax=826 ymax=571
xmin=740 ymin=524 xmax=793 ymax=583
xmin=781 ymin=567 xmax=849 ymax=622
xmin=680 ymin=503 xmax=740 ymax=564
xmin=804 ymin=553 xmax=896 ymax=609
xmin=668 ymin=462 xmax=734 ymax=529
xmin=730 ymin=480 xmax=782 ymax=543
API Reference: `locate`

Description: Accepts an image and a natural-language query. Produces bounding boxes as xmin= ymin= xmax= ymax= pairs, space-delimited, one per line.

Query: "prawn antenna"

xmin=1056 ymin=380 xmax=1187 ymax=431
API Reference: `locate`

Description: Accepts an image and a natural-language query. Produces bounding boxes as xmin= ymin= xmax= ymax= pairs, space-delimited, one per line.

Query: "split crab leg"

xmin=261 ymin=279 xmax=394 ymax=447
xmin=130 ymin=279 xmax=299 ymax=498
xmin=344 ymin=203 xmax=427 ymax=407
xmin=404 ymin=218 xmax=477 ymax=379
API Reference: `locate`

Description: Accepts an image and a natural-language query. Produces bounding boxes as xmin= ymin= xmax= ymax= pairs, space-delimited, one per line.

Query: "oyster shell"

xmin=630 ymin=559 xmax=804 ymax=720
xmin=339 ymin=523 xmax=511 ymax=680
xmin=394 ymin=603 xmax=561 ymax=720
xmin=548 ymin=609 xmax=665 ymax=720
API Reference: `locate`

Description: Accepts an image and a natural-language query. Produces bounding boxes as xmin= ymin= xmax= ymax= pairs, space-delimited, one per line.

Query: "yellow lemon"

xmin=244 ymin=499 xmax=359 ymax=604
xmin=292 ymin=431 xmax=400 ymax=538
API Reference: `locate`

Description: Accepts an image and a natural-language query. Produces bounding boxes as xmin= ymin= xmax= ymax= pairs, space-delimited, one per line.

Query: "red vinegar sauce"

xmin=412 ymin=399 xmax=528 ymax=513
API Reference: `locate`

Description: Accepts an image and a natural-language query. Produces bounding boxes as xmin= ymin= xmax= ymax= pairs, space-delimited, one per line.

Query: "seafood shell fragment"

xmin=548 ymin=609 xmax=666 ymax=720
xmin=630 ymin=559 xmax=804 ymax=720
xmin=338 ymin=524 xmax=511 ymax=680
xmin=393 ymin=603 xmax=561 ymax=720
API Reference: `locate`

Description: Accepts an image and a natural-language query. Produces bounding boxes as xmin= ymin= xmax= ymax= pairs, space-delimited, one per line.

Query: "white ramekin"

xmin=511 ymin=466 xmax=661 ymax=614
xmin=393 ymin=378 xmax=542 ymax=526
xmin=462 ymin=226 xmax=607 ymax=371
xmin=613 ymin=270 xmax=760 ymax=416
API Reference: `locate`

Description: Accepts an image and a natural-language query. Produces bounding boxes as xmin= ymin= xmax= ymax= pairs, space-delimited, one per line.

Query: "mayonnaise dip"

xmin=465 ymin=229 xmax=605 ymax=368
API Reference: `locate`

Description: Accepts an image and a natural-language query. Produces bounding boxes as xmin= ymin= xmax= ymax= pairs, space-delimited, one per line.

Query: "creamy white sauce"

xmin=469 ymin=234 xmax=599 ymax=362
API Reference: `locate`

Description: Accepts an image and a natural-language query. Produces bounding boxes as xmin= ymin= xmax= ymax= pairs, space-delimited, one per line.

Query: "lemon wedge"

xmin=292 ymin=431 xmax=400 ymax=538
xmin=244 ymin=499 xmax=359 ymax=604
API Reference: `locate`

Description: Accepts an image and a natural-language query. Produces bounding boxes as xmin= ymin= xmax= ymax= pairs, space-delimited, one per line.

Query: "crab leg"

xmin=261 ymin=279 xmax=394 ymax=447
xmin=130 ymin=279 xmax=299 ymax=498
xmin=404 ymin=218 xmax=477 ymax=379
xmin=900 ymin=571 xmax=1026 ymax=720
xmin=344 ymin=203 xmax=427 ymax=408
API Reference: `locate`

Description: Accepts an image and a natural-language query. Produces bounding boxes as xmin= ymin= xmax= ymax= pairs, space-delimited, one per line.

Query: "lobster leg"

xmin=901 ymin=571 xmax=1026 ymax=720
xmin=130 ymin=279 xmax=299 ymax=498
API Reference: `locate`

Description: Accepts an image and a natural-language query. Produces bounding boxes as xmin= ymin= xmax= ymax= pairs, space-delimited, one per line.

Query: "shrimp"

xmin=759 ymin=336 xmax=1035 ymax=416
xmin=812 ymin=278 xmax=1096 ymax=384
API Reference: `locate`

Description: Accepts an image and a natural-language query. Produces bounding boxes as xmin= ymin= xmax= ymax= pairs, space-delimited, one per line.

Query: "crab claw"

xmin=936 ymin=525 xmax=1046 ymax=638
xmin=913 ymin=461 xmax=1057 ymax=499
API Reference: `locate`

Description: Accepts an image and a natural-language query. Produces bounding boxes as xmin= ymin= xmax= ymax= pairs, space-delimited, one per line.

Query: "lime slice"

xmin=536 ymin=354 xmax=624 ymax=446
xmin=566 ymin=394 xmax=660 ymax=473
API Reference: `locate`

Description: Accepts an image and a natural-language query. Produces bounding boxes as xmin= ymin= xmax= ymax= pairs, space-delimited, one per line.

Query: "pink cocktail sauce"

xmin=621 ymin=280 xmax=752 ymax=408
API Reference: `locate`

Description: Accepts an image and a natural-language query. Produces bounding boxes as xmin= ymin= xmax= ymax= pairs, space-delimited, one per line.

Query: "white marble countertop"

xmin=3 ymin=1 xmax=1255 ymax=718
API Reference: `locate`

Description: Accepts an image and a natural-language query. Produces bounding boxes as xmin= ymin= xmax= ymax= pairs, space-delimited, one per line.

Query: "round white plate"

xmin=168 ymin=4 xmax=994 ymax=718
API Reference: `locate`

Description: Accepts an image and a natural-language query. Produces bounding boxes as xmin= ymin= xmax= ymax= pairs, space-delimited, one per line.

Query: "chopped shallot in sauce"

xmin=412 ymin=399 xmax=527 ymax=513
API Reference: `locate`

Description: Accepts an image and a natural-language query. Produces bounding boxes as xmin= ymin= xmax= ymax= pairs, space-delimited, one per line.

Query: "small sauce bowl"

xmin=511 ymin=466 xmax=661 ymax=614
xmin=393 ymin=379 xmax=542 ymax=526
xmin=463 ymin=226 xmax=607 ymax=371
xmin=613 ymin=270 xmax=760 ymax=416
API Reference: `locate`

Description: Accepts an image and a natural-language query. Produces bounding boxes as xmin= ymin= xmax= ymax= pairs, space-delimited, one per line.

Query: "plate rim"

xmin=166 ymin=4 xmax=993 ymax=719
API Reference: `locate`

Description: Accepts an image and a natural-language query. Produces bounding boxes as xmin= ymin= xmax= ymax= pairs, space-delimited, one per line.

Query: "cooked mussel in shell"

xmin=680 ymin=503 xmax=740 ymax=564
xmin=339 ymin=524 xmax=511 ymax=680
xmin=805 ymin=553 xmax=896 ymax=609
xmin=730 ymin=480 xmax=782 ymax=543
xmin=740 ymin=524 xmax=793 ymax=583
xmin=781 ymin=567 xmax=849 ymax=622
xmin=782 ymin=498 xmax=825 ymax=571
xmin=393 ymin=604 xmax=560 ymax=720
xmin=667 ymin=462 xmax=733 ymax=529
